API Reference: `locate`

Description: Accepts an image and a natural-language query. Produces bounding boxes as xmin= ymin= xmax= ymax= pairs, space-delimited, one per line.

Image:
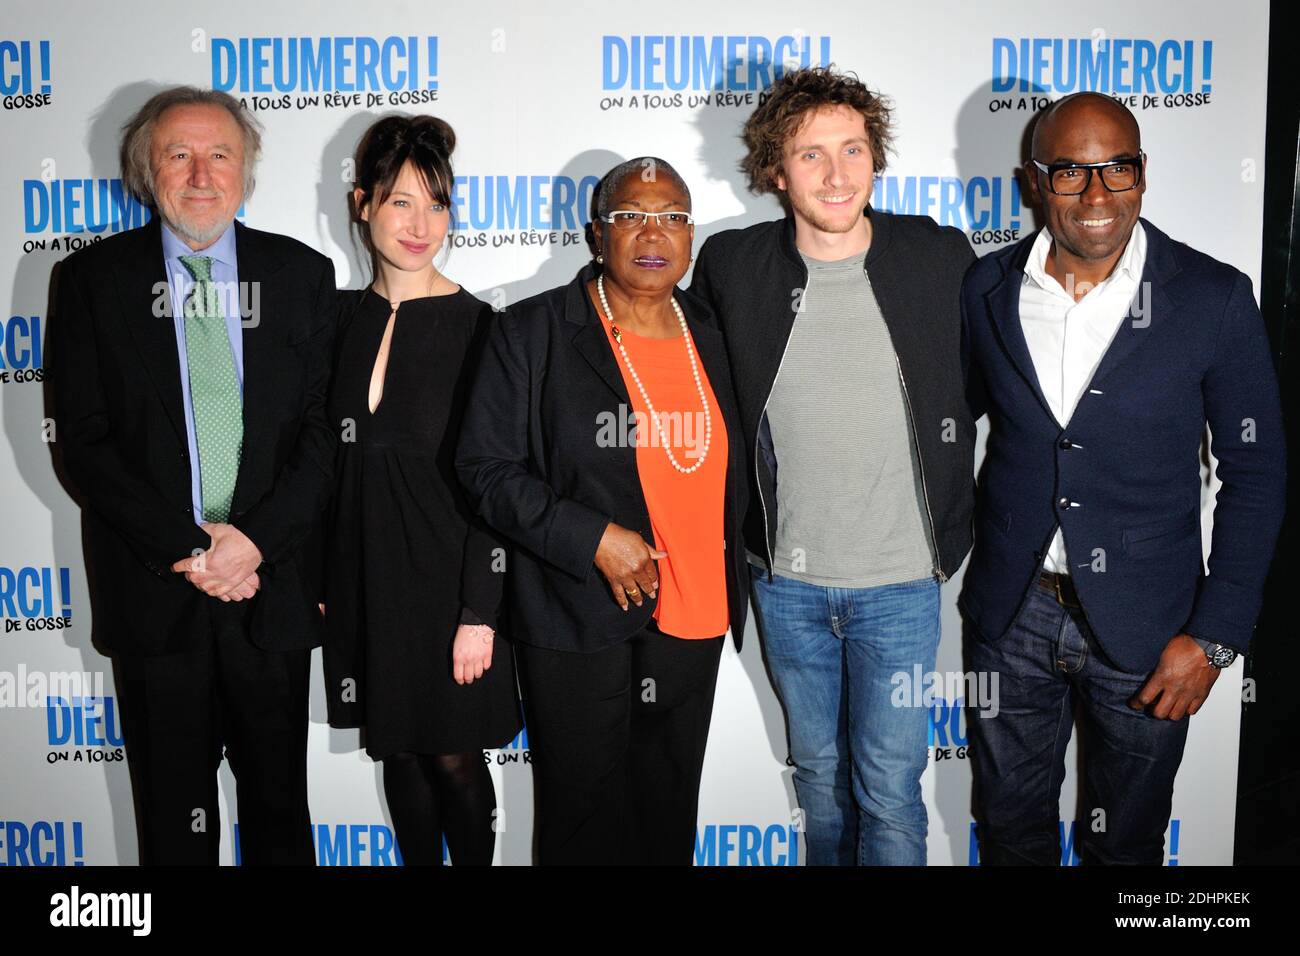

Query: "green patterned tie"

xmin=179 ymin=254 xmax=243 ymax=523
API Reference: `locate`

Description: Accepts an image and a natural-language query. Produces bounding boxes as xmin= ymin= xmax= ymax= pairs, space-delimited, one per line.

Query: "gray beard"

xmin=162 ymin=212 xmax=233 ymax=249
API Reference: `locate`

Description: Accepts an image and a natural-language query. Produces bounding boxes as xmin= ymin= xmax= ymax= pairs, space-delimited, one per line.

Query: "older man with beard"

xmin=47 ymin=86 xmax=337 ymax=864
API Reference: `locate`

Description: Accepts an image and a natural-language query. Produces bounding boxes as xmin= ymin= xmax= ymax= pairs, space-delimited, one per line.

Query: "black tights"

xmin=382 ymin=751 xmax=497 ymax=865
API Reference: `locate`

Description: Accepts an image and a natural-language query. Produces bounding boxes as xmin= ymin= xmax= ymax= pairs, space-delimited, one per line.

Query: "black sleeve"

xmin=688 ymin=236 xmax=720 ymax=314
xmin=455 ymin=306 xmax=612 ymax=583
xmin=960 ymin=262 xmax=989 ymax=423
xmin=48 ymin=255 xmax=212 ymax=569
xmin=454 ymin=302 xmax=509 ymax=630
xmin=1183 ymin=272 xmax=1287 ymax=651
xmin=234 ymin=255 xmax=340 ymax=565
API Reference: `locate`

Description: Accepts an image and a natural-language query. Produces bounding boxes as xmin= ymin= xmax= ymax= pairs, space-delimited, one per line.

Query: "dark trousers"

xmin=516 ymin=626 xmax=724 ymax=865
xmin=966 ymin=581 xmax=1190 ymax=865
xmin=113 ymin=608 xmax=314 ymax=865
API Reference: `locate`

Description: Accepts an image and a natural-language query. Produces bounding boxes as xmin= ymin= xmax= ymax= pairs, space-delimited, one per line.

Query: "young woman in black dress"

xmin=322 ymin=115 xmax=520 ymax=865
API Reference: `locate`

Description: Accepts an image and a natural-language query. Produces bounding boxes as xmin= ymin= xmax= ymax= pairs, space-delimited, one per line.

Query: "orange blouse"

xmin=600 ymin=313 xmax=729 ymax=639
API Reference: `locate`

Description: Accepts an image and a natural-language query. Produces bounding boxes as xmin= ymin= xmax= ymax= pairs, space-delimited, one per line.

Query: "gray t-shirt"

xmin=747 ymin=249 xmax=936 ymax=587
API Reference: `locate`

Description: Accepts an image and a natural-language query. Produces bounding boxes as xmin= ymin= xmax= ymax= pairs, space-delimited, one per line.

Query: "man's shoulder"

xmin=63 ymin=219 xmax=332 ymax=276
xmin=1143 ymin=220 xmax=1245 ymax=290
xmin=878 ymin=209 xmax=965 ymax=245
xmin=875 ymin=210 xmax=976 ymax=274
xmin=961 ymin=228 xmax=1034 ymax=292
xmin=697 ymin=218 xmax=787 ymax=260
xmin=238 ymin=223 xmax=332 ymax=274
xmin=674 ymin=282 xmax=717 ymax=326
xmin=59 ymin=220 xmax=155 ymax=278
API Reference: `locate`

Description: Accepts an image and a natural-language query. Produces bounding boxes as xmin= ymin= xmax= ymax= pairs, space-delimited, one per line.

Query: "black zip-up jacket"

xmin=689 ymin=207 xmax=977 ymax=581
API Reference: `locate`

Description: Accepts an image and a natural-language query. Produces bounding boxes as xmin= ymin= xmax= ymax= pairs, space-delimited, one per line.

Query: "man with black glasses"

xmin=960 ymin=91 xmax=1285 ymax=865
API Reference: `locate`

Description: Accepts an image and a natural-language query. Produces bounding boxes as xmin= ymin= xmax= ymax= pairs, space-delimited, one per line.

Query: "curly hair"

xmin=741 ymin=66 xmax=894 ymax=197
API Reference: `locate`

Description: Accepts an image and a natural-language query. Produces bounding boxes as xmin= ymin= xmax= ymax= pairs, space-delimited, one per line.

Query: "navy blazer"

xmin=960 ymin=218 xmax=1285 ymax=673
xmin=455 ymin=261 xmax=750 ymax=654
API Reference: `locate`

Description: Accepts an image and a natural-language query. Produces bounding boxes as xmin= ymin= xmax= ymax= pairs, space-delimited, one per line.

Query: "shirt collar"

xmin=1114 ymin=219 xmax=1147 ymax=283
xmin=161 ymin=219 xmax=237 ymax=269
xmin=1025 ymin=219 xmax=1147 ymax=293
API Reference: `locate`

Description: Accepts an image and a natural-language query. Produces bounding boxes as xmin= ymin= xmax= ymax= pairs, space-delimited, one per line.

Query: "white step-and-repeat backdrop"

xmin=0 ymin=0 xmax=1267 ymax=864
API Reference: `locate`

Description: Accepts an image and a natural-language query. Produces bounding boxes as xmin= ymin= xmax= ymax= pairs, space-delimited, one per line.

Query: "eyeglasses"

xmin=1030 ymin=152 xmax=1145 ymax=196
xmin=602 ymin=210 xmax=694 ymax=232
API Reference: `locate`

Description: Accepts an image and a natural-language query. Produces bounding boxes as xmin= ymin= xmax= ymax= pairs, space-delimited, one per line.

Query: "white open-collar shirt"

xmin=1019 ymin=220 xmax=1148 ymax=575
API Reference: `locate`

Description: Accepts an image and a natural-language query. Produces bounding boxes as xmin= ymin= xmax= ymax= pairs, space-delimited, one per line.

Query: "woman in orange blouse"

xmin=456 ymin=157 xmax=749 ymax=864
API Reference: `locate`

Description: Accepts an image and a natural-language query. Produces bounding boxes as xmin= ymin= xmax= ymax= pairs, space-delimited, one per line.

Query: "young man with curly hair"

xmin=690 ymin=66 xmax=976 ymax=865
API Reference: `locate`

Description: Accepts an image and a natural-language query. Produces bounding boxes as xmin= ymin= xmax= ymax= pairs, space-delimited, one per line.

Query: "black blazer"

xmin=455 ymin=261 xmax=750 ymax=654
xmin=47 ymin=216 xmax=338 ymax=657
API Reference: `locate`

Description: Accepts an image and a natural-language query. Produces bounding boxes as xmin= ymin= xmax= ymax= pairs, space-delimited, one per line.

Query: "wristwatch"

xmin=1191 ymin=636 xmax=1238 ymax=669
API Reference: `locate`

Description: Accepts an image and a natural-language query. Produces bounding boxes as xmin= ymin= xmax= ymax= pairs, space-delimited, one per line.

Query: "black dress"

xmin=323 ymin=287 xmax=521 ymax=759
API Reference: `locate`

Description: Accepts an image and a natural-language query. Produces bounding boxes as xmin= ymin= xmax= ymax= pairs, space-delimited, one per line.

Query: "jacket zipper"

xmin=759 ymin=260 xmax=946 ymax=584
xmin=754 ymin=284 xmax=803 ymax=575
xmin=895 ymin=354 xmax=948 ymax=583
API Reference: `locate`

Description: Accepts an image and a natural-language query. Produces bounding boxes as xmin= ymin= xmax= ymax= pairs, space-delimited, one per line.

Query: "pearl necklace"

xmin=597 ymin=274 xmax=712 ymax=474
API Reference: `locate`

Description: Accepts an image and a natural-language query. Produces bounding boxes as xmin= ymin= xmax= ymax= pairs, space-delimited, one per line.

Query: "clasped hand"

xmin=170 ymin=522 xmax=263 ymax=601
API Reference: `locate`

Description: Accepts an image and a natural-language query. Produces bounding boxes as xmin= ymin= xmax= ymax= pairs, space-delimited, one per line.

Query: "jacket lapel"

xmin=566 ymin=265 xmax=740 ymax=430
xmin=1088 ymin=219 xmax=1180 ymax=388
xmin=229 ymin=221 xmax=286 ymax=513
xmin=682 ymin=314 xmax=738 ymax=430
xmin=682 ymin=305 xmax=745 ymax=549
xmin=571 ymin=324 xmax=633 ymax=405
xmin=114 ymin=217 xmax=190 ymax=445
xmin=984 ymin=235 xmax=1054 ymax=419
xmin=567 ymin=265 xmax=632 ymax=405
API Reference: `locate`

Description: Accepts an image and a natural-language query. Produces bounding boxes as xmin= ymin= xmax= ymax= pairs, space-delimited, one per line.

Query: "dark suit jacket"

xmin=960 ymin=218 xmax=1286 ymax=673
xmin=47 ymin=216 xmax=337 ymax=657
xmin=455 ymin=261 xmax=750 ymax=654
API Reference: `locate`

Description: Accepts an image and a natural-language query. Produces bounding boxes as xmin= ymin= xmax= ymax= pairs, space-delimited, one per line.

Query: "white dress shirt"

xmin=1019 ymin=221 xmax=1147 ymax=575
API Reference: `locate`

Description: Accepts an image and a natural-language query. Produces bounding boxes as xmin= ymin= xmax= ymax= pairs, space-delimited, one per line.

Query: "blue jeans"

xmin=750 ymin=566 xmax=940 ymax=865
xmin=966 ymin=580 xmax=1191 ymax=865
